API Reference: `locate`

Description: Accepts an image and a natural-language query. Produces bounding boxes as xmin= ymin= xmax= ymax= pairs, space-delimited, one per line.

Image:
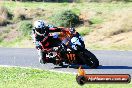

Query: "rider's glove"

xmin=35 ymin=41 xmax=42 ymax=50
xmin=36 ymin=45 xmax=42 ymax=50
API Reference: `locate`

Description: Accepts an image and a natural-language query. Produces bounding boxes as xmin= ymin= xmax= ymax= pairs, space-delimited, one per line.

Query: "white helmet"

xmin=34 ymin=20 xmax=45 ymax=29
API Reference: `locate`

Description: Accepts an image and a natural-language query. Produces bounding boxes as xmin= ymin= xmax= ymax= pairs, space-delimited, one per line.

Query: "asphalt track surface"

xmin=0 ymin=48 xmax=132 ymax=76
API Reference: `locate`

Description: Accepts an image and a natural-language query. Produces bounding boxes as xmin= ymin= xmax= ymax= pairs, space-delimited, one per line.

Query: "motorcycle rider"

xmin=32 ymin=20 xmax=65 ymax=64
xmin=31 ymin=20 xmax=99 ymax=68
xmin=69 ymin=28 xmax=85 ymax=50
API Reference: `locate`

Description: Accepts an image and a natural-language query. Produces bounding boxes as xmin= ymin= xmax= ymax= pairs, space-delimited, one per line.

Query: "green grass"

xmin=76 ymin=26 xmax=92 ymax=36
xmin=86 ymin=43 xmax=132 ymax=50
xmin=0 ymin=37 xmax=21 ymax=47
xmin=0 ymin=1 xmax=132 ymax=50
xmin=0 ymin=26 xmax=11 ymax=42
xmin=90 ymin=16 xmax=104 ymax=24
xmin=1 ymin=1 xmax=132 ymax=13
xmin=0 ymin=36 xmax=33 ymax=48
xmin=0 ymin=67 xmax=131 ymax=88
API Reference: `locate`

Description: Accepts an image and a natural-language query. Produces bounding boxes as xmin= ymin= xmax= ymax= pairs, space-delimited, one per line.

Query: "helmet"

xmin=34 ymin=20 xmax=45 ymax=29
xmin=34 ymin=20 xmax=45 ymax=33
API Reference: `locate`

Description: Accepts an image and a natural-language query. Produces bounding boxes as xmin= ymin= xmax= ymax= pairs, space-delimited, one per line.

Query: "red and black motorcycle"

xmin=41 ymin=28 xmax=99 ymax=69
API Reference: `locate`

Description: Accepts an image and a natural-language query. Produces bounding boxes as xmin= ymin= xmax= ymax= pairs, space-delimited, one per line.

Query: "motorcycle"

xmin=41 ymin=28 xmax=99 ymax=69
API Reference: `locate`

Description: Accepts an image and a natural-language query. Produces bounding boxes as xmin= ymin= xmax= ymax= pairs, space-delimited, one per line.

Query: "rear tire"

xmin=79 ymin=49 xmax=99 ymax=69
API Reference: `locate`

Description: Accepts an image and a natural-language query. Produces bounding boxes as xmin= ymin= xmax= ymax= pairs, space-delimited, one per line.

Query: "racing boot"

xmin=38 ymin=49 xmax=47 ymax=64
xmin=39 ymin=57 xmax=45 ymax=64
xmin=39 ymin=56 xmax=51 ymax=64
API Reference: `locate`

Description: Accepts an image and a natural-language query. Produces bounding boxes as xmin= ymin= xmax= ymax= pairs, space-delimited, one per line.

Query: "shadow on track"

xmin=98 ymin=66 xmax=132 ymax=69
xmin=53 ymin=65 xmax=132 ymax=69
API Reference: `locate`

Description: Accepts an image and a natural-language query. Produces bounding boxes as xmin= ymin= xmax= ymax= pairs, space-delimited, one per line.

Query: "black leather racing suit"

xmin=32 ymin=26 xmax=63 ymax=64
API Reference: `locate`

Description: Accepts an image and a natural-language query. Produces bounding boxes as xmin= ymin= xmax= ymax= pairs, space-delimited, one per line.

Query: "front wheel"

xmin=79 ymin=49 xmax=99 ymax=69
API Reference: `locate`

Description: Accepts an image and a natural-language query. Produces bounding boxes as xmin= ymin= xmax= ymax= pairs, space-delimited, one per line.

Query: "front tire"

xmin=79 ymin=49 xmax=99 ymax=69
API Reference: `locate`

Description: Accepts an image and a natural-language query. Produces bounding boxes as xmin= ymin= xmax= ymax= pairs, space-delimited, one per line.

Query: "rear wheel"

xmin=79 ymin=49 xmax=99 ymax=69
